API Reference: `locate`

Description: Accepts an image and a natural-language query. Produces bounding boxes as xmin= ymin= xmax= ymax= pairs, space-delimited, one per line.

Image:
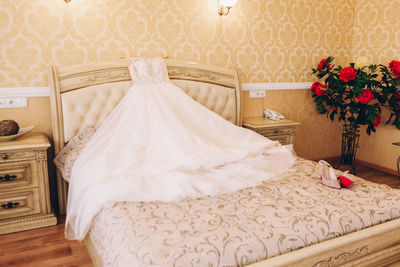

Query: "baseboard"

xmin=356 ymin=159 xmax=397 ymax=176
xmin=311 ymin=156 xmax=397 ymax=176
xmin=319 ymin=156 xmax=340 ymax=163
xmin=309 ymin=156 xmax=340 ymax=166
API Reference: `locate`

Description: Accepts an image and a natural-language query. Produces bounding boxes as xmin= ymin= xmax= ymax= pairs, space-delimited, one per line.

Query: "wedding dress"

xmin=66 ymin=58 xmax=295 ymax=240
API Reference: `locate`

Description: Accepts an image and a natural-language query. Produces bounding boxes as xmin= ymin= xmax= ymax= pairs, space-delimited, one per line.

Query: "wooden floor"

xmin=0 ymin=217 xmax=92 ymax=267
xmin=328 ymin=158 xmax=400 ymax=188
xmin=0 ymin=162 xmax=399 ymax=267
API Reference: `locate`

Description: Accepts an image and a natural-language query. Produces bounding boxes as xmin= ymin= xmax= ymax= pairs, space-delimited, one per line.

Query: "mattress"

xmin=87 ymin=158 xmax=400 ymax=266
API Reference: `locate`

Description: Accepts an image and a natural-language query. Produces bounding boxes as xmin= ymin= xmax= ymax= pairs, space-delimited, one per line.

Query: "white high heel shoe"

xmin=319 ymin=160 xmax=341 ymax=189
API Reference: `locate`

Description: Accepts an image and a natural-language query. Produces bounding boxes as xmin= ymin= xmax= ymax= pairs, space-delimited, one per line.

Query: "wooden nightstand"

xmin=243 ymin=117 xmax=300 ymax=145
xmin=0 ymin=133 xmax=57 ymax=234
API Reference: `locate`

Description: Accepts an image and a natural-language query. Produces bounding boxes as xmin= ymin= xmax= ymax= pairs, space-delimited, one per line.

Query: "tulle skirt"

xmin=66 ymin=80 xmax=295 ymax=240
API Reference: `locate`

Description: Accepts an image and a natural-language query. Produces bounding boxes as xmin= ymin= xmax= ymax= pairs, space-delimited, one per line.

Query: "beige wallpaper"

xmin=351 ymin=0 xmax=400 ymax=172
xmin=0 ymin=0 xmax=360 ymax=165
xmin=0 ymin=0 xmax=355 ymax=86
xmin=243 ymin=90 xmax=343 ymax=160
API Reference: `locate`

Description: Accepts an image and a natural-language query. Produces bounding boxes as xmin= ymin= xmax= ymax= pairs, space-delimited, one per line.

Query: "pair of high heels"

xmin=319 ymin=160 xmax=354 ymax=189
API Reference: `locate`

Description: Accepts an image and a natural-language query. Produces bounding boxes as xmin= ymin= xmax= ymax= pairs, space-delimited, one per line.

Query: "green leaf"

xmin=366 ymin=126 xmax=371 ymax=135
xmin=353 ymin=85 xmax=362 ymax=95
xmin=329 ymin=111 xmax=335 ymax=121
xmin=317 ymin=103 xmax=327 ymax=114
xmin=386 ymin=113 xmax=394 ymax=125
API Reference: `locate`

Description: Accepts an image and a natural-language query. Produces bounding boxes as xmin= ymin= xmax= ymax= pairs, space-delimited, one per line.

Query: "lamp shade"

xmin=220 ymin=0 xmax=237 ymax=7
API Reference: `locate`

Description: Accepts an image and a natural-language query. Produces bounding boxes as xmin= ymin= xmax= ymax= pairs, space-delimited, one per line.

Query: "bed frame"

xmin=49 ymin=58 xmax=242 ymax=215
xmin=48 ymin=59 xmax=400 ymax=267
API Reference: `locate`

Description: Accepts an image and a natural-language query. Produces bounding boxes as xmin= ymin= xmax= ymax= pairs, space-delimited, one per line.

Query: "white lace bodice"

xmin=128 ymin=58 xmax=169 ymax=83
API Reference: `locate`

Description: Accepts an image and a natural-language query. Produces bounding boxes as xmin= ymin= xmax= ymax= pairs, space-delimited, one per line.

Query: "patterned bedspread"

xmin=88 ymin=158 xmax=400 ymax=267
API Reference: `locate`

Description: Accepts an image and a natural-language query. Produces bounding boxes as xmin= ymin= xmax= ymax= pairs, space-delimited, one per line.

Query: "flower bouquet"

xmin=379 ymin=60 xmax=400 ymax=129
xmin=311 ymin=57 xmax=400 ymax=167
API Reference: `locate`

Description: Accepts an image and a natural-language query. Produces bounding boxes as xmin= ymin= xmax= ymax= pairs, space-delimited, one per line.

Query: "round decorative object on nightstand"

xmin=0 ymin=125 xmax=34 ymax=142
xmin=0 ymin=120 xmax=19 ymax=136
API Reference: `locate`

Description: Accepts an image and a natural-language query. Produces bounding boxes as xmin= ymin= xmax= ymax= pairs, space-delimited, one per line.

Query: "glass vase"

xmin=341 ymin=124 xmax=360 ymax=169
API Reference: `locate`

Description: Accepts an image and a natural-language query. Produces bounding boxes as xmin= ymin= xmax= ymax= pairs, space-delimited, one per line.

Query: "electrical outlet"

xmin=0 ymin=97 xmax=27 ymax=108
xmin=249 ymin=90 xmax=266 ymax=98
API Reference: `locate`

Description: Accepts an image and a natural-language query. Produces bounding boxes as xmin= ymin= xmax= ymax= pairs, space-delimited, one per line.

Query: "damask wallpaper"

xmin=0 ymin=0 xmax=355 ymax=86
xmin=0 ymin=0 xmax=397 ymax=169
xmin=351 ymin=0 xmax=400 ymax=172
xmin=243 ymin=90 xmax=343 ymax=160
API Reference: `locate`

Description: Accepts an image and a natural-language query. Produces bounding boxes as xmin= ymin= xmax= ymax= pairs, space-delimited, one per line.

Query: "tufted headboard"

xmin=49 ymin=58 xmax=241 ymax=214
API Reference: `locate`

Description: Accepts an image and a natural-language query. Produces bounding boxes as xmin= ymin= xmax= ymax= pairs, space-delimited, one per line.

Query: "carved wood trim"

xmin=313 ymin=246 xmax=369 ymax=267
xmin=0 ymin=151 xmax=36 ymax=163
xmin=352 ymin=243 xmax=400 ymax=265
xmin=0 ymin=213 xmax=56 ymax=225
xmin=35 ymin=150 xmax=47 ymax=161
xmin=59 ymin=65 xmax=235 ymax=93
xmin=60 ymin=68 xmax=131 ymax=93
xmin=167 ymin=67 xmax=235 ymax=88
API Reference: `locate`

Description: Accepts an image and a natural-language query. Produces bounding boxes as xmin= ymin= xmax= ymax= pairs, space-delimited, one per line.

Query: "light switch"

xmin=0 ymin=97 xmax=27 ymax=108
xmin=249 ymin=91 xmax=266 ymax=98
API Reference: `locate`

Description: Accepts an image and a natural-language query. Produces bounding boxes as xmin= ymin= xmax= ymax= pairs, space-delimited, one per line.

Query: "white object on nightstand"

xmin=264 ymin=109 xmax=285 ymax=121
xmin=0 ymin=133 xmax=57 ymax=234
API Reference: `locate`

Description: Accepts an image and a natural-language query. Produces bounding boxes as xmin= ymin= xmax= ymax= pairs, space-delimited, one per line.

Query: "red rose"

xmin=373 ymin=115 xmax=381 ymax=127
xmin=315 ymin=84 xmax=328 ymax=96
xmin=340 ymin=66 xmax=357 ymax=82
xmin=311 ymin=82 xmax=321 ymax=92
xmin=318 ymin=59 xmax=331 ymax=71
xmin=389 ymin=60 xmax=400 ymax=78
xmin=395 ymin=91 xmax=400 ymax=99
xmin=357 ymin=89 xmax=374 ymax=104
xmin=332 ymin=107 xmax=337 ymax=111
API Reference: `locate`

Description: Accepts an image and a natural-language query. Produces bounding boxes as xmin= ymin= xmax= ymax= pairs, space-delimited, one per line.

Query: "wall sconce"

xmin=64 ymin=0 xmax=71 ymax=3
xmin=218 ymin=0 xmax=237 ymax=16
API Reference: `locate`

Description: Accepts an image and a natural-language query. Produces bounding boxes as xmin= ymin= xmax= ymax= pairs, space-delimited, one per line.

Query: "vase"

xmin=341 ymin=124 xmax=360 ymax=173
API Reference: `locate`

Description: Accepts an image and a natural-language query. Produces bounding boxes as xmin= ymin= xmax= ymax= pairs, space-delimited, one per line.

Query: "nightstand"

xmin=0 ymin=133 xmax=57 ymax=234
xmin=243 ymin=117 xmax=300 ymax=145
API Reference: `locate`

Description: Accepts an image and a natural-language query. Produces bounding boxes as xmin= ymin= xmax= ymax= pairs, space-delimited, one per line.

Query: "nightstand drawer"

xmin=0 ymin=161 xmax=38 ymax=191
xmin=0 ymin=188 xmax=40 ymax=219
xmin=268 ymin=135 xmax=290 ymax=145
xmin=0 ymin=151 xmax=36 ymax=163
xmin=243 ymin=118 xmax=299 ymax=146
xmin=257 ymin=127 xmax=294 ymax=136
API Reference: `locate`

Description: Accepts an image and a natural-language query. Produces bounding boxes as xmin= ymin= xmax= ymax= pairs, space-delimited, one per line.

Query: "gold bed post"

xmin=49 ymin=66 xmax=68 ymax=214
xmin=233 ymin=68 xmax=242 ymax=127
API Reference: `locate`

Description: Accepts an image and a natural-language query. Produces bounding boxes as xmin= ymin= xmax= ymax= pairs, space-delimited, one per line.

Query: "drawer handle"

xmin=0 ymin=174 xmax=17 ymax=182
xmin=1 ymin=202 xmax=19 ymax=209
xmin=273 ymin=129 xmax=279 ymax=134
xmin=1 ymin=154 xmax=8 ymax=160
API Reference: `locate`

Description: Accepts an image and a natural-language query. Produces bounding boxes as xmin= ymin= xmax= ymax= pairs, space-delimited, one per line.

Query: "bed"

xmin=49 ymin=59 xmax=400 ymax=266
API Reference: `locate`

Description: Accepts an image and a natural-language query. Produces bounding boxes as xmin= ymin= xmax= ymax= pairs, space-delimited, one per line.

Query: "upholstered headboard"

xmin=49 ymin=58 xmax=241 ymax=214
